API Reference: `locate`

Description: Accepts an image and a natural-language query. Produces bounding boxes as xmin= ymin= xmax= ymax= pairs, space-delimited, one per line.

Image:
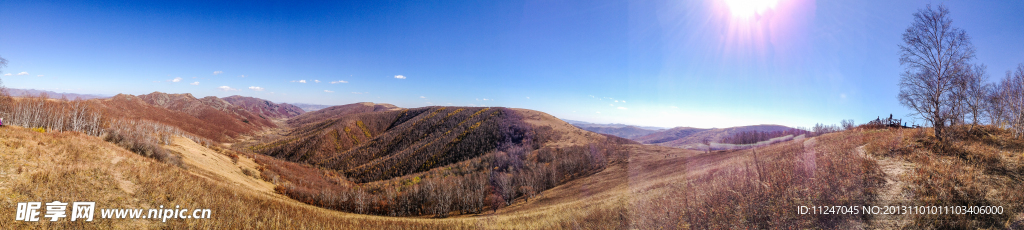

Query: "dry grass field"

xmin=3 ymin=123 xmax=1024 ymax=229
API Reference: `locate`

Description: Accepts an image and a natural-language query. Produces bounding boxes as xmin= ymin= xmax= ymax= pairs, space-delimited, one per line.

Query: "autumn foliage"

xmin=251 ymin=106 xmax=629 ymax=217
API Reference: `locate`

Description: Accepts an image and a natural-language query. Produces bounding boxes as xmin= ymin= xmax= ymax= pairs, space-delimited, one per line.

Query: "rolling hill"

xmin=574 ymin=126 xmax=662 ymax=139
xmin=5 ymin=88 xmax=110 ymax=100
xmin=222 ymin=95 xmax=305 ymax=119
xmin=250 ymin=105 xmax=630 ymax=216
xmin=286 ymin=102 xmax=399 ymax=128
xmin=633 ymin=124 xmax=794 ymax=149
xmin=94 ymin=92 xmax=278 ymax=142
xmin=291 ymin=103 xmax=334 ymax=112
xmin=138 ymin=92 xmax=275 ymax=129
xmin=562 ymin=120 xmax=667 ymax=139
xmin=5 ymin=90 xmax=1022 ymax=228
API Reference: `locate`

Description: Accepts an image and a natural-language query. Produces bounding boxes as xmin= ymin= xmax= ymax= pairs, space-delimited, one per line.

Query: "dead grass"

xmin=6 ymin=120 xmax=1021 ymax=229
xmin=629 ymin=131 xmax=886 ymax=229
xmin=0 ymin=126 xmax=637 ymax=229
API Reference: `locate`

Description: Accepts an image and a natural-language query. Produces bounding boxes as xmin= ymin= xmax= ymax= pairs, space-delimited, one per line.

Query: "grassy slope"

xmin=4 ymin=121 xmax=1021 ymax=229
xmin=0 ymin=126 xmax=631 ymax=229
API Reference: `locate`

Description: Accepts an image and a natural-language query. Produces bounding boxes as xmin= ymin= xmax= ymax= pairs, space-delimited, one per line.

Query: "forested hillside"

xmin=250 ymin=106 xmax=632 ymax=217
xmin=287 ymin=102 xmax=399 ymax=128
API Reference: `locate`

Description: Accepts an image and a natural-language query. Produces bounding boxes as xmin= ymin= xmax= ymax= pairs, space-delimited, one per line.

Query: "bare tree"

xmin=701 ymin=137 xmax=711 ymax=154
xmin=999 ymin=64 xmax=1024 ymax=137
xmin=897 ymin=4 xmax=976 ymax=141
xmin=841 ymin=119 xmax=855 ymax=130
xmin=985 ymin=80 xmax=1006 ymax=128
xmin=0 ymin=55 xmax=9 ymax=116
xmin=962 ymin=63 xmax=989 ymax=128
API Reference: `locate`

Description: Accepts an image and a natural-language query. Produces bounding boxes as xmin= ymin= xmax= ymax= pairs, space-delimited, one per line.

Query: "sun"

xmin=724 ymin=0 xmax=778 ymax=19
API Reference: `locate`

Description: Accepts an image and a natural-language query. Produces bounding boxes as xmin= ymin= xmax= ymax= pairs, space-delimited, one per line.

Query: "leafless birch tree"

xmin=897 ymin=4 xmax=976 ymax=141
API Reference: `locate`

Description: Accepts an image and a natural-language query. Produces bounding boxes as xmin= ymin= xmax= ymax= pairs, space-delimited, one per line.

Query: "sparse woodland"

xmin=0 ymin=88 xmax=215 ymax=167
xmin=897 ymin=5 xmax=1024 ymax=141
xmin=250 ymin=106 xmax=632 ymax=217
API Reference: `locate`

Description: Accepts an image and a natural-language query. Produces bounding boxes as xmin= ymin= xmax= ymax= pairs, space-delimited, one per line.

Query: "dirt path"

xmin=859 ymin=145 xmax=915 ymax=229
xmin=802 ymin=138 xmax=818 ymax=178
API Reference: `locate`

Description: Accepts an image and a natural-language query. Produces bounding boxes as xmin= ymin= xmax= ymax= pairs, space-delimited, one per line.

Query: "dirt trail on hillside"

xmin=802 ymin=138 xmax=818 ymax=178
xmin=164 ymin=136 xmax=276 ymax=194
xmin=859 ymin=145 xmax=915 ymax=229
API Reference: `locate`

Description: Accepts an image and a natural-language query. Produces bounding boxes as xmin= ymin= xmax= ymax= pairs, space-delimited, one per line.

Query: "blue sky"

xmin=1 ymin=0 xmax=1022 ymax=129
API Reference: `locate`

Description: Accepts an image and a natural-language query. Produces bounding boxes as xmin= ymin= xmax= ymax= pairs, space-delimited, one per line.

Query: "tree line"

xmin=897 ymin=4 xmax=1024 ymax=140
xmin=0 ymin=74 xmax=212 ymax=166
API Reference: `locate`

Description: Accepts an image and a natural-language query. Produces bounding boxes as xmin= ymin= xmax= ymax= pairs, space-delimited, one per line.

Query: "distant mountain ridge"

xmin=4 ymin=88 xmax=110 ymax=100
xmin=291 ymin=103 xmax=333 ymax=112
xmin=222 ymin=95 xmax=305 ymax=119
xmin=287 ymin=102 xmax=400 ymax=128
xmin=563 ymin=119 xmax=667 ymax=139
xmin=562 ymin=119 xmax=668 ymax=130
xmin=633 ymin=124 xmax=795 ymax=149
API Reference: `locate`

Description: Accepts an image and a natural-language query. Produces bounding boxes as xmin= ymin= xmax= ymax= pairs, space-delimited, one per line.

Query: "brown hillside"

xmin=95 ymin=93 xmax=270 ymax=142
xmin=222 ymin=95 xmax=304 ymax=119
xmin=137 ymin=92 xmax=274 ymax=134
xmin=96 ymin=94 xmax=234 ymax=142
xmin=286 ymin=102 xmax=399 ymax=128
xmin=576 ymin=125 xmax=660 ymax=139
xmin=251 ymin=106 xmax=627 ymax=217
xmin=634 ymin=124 xmax=793 ymax=148
xmin=632 ymin=127 xmax=708 ymax=144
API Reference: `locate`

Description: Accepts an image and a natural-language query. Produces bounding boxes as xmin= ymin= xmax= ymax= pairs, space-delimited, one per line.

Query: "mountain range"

xmin=566 ymin=119 xmax=795 ymax=149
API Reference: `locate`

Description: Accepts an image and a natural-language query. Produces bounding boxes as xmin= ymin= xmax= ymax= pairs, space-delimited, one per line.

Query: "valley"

xmin=1 ymin=92 xmax=1023 ymax=229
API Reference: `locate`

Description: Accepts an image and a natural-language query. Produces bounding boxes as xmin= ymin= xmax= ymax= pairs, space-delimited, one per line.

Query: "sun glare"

xmin=724 ymin=0 xmax=778 ymax=18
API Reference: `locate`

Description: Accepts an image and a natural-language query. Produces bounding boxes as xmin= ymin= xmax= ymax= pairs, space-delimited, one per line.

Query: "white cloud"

xmin=239 ymin=75 xmax=246 ymax=78
xmin=394 ymin=75 xmax=406 ymax=79
xmin=3 ymin=73 xmax=10 ymax=76
xmin=840 ymin=94 xmax=847 ymax=99
xmin=314 ymin=80 xmax=321 ymax=83
xmin=617 ymin=107 xmax=628 ymax=110
xmin=171 ymin=77 xmax=182 ymax=82
xmin=526 ymin=97 xmax=530 ymax=99
xmin=596 ymin=111 xmax=601 ymax=114
xmin=609 ymin=104 xmax=614 ymax=106
xmin=291 ymin=80 xmax=307 ymax=83
xmin=324 ymin=90 xmax=334 ymax=93
xmin=447 ymin=103 xmax=453 ymax=105
xmin=218 ymin=86 xmax=238 ymax=91
xmin=190 ymin=82 xmax=200 ymax=85
xmin=614 ymin=100 xmax=619 ymax=103
xmin=331 ymin=80 xmax=348 ymax=84
xmin=213 ymin=71 xmax=223 ymax=75
xmin=469 ymin=104 xmax=477 ymax=106
xmin=420 ymin=96 xmax=426 ymax=98
xmin=670 ymin=106 xmax=679 ymax=109
xmin=37 ymin=75 xmax=45 ymax=77
xmin=249 ymin=86 xmax=265 ymax=91
xmin=17 ymin=72 xmax=29 ymax=76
